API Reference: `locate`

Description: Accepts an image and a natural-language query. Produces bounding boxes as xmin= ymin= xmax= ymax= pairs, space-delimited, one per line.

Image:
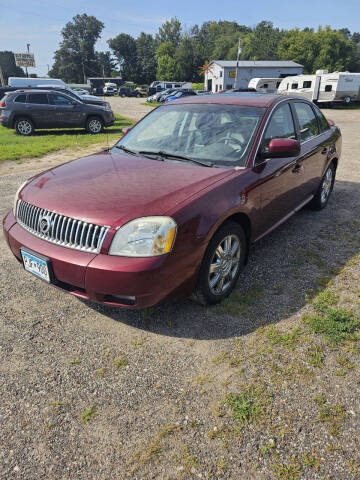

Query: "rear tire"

xmin=193 ymin=221 xmax=247 ymax=306
xmin=15 ymin=117 xmax=34 ymax=136
xmin=309 ymin=162 xmax=335 ymax=211
xmin=344 ymin=96 xmax=351 ymax=104
xmin=85 ymin=116 xmax=104 ymax=134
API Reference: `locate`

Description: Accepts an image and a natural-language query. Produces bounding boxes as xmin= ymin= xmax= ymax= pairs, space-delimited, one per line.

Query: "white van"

xmin=278 ymin=71 xmax=360 ymax=104
xmin=8 ymin=77 xmax=67 ymax=89
xmin=248 ymin=78 xmax=282 ymax=93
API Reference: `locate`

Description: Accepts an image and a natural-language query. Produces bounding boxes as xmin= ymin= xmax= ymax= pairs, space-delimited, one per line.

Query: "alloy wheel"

xmin=89 ymin=119 xmax=102 ymax=133
xmin=17 ymin=120 xmax=32 ymax=135
xmin=321 ymin=167 xmax=333 ymax=204
xmin=208 ymin=234 xmax=241 ymax=295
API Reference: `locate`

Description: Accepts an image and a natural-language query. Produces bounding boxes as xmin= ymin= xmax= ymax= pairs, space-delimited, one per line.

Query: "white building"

xmin=204 ymin=60 xmax=304 ymax=92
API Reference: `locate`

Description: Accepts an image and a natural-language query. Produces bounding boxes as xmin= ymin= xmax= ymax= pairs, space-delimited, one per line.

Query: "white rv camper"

xmin=278 ymin=70 xmax=360 ymax=104
xmin=248 ymin=78 xmax=282 ymax=93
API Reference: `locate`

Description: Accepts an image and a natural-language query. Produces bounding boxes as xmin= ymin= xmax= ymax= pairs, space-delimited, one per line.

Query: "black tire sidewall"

xmin=195 ymin=222 xmax=247 ymax=305
xmin=310 ymin=162 xmax=335 ymax=210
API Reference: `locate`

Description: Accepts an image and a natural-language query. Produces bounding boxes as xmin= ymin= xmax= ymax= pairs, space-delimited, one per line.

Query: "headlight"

xmin=109 ymin=216 xmax=177 ymax=257
xmin=13 ymin=180 xmax=28 ymax=216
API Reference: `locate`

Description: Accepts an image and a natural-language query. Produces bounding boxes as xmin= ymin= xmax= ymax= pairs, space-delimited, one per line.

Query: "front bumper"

xmin=3 ymin=212 xmax=198 ymax=308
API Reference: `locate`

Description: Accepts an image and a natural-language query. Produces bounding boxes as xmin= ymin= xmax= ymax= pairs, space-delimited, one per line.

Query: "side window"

xmin=294 ymin=102 xmax=319 ymax=141
xmin=50 ymin=94 xmax=73 ymax=106
xmin=325 ymin=85 xmax=332 ymax=92
xmin=263 ymin=83 xmax=268 ymax=88
xmin=28 ymin=93 xmax=49 ymax=104
xmin=14 ymin=94 xmax=26 ymax=103
xmin=303 ymin=81 xmax=312 ymax=88
xmin=313 ymin=105 xmax=330 ymax=133
xmin=262 ymin=103 xmax=296 ymax=149
xmin=291 ymin=83 xmax=298 ymax=90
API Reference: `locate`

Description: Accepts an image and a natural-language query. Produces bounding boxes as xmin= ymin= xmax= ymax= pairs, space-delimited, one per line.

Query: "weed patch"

xmin=304 ymin=308 xmax=360 ymax=344
xmin=225 ymin=383 xmax=270 ymax=425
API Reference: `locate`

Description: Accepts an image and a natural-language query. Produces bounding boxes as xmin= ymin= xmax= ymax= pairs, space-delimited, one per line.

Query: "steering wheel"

xmin=214 ymin=136 xmax=244 ymax=148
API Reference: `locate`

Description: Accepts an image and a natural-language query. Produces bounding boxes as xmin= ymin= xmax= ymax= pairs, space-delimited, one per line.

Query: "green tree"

xmin=156 ymin=55 xmax=179 ymax=80
xmin=240 ymin=21 xmax=284 ymax=60
xmin=0 ymin=51 xmax=25 ymax=84
xmin=95 ymin=51 xmax=116 ymax=77
xmin=156 ymin=18 xmax=182 ymax=48
xmin=135 ymin=32 xmax=157 ymax=84
xmin=108 ymin=33 xmax=138 ymax=81
xmin=277 ymin=28 xmax=318 ymax=73
xmin=49 ymin=14 xmax=104 ymax=83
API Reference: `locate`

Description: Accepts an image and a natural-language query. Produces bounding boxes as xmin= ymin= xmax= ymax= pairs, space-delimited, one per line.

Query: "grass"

xmin=266 ymin=326 xmax=302 ymax=350
xmin=225 ymin=383 xmax=270 ymax=425
xmin=314 ymin=396 xmax=347 ymax=436
xmin=81 ymin=406 xmax=97 ymax=423
xmin=142 ymin=101 xmax=161 ymax=107
xmin=273 ymin=457 xmax=301 ymax=480
xmin=216 ymin=284 xmax=264 ymax=315
xmin=113 ymin=356 xmax=128 ymax=369
xmin=304 ymin=308 xmax=360 ymax=344
xmin=0 ymin=114 xmax=134 ymax=161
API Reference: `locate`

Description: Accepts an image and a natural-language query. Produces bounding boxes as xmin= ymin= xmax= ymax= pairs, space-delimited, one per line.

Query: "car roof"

xmin=166 ymin=93 xmax=290 ymax=108
xmin=9 ymin=89 xmax=69 ymax=94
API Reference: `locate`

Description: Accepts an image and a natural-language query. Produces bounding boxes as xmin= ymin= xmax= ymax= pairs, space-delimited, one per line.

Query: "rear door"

xmin=49 ymin=93 xmax=84 ymax=128
xmin=290 ymin=101 xmax=330 ymax=198
xmin=26 ymin=93 xmax=56 ymax=128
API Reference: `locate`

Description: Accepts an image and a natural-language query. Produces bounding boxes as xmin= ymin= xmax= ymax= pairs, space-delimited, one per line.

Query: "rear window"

xmin=14 ymin=94 xmax=26 ymax=103
xmin=28 ymin=93 xmax=49 ymax=104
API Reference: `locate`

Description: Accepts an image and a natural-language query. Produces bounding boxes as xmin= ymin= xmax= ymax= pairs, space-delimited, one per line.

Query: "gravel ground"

xmin=108 ymin=96 xmax=153 ymax=122
xmin=1 ymin=106 xmax=360 ymax=480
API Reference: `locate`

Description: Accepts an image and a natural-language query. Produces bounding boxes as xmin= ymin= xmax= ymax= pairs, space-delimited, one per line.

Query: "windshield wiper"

xmin=115 ymin=145 xmax=139 ymax=156
xmin=139 ymin=150 xmax=213 ymax=167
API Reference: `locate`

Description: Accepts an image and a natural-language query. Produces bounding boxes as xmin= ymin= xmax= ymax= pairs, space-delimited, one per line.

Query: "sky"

xmin=0 ymin=0 xmax=359 ymax=77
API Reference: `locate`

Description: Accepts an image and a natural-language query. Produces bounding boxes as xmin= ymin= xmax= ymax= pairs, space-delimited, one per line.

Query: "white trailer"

xmin=248 ymin=77 xmax=282 ymax=93
xmin=278 ymin=70 xmax=360 ymax=105
xmin=149 ymin=81 xmax=193 ymax=91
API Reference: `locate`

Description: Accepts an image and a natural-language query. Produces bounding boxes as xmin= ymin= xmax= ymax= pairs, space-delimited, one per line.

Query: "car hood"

xmin=20 ymin=151 xmax=234 ymax=227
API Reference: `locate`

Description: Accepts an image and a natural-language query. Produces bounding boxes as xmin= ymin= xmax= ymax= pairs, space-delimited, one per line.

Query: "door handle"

xmin=292 ymin=164 xmax=304 ymax=174
xmin=321 ymin=147 xmax=328 ymax=155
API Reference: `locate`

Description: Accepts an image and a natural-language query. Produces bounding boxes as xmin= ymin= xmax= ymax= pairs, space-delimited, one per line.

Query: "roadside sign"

xmin=14 ymin=53 xmax=36 ymax=68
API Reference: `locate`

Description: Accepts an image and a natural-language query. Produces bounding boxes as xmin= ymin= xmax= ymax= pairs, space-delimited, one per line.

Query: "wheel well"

xmin=220 ymin=212 xmax=252 ymax=264
xmin=12 ymin=115 xmax=33 ymax=128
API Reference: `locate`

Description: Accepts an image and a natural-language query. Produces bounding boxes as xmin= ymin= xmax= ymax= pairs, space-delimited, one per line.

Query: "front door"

xmin=49 ymin=93 xmax=84 ymax=128
xmin=254 ymin=101 xmax=302 ymax=236
xmin=26 ymin=93 xmax=56 ymax=128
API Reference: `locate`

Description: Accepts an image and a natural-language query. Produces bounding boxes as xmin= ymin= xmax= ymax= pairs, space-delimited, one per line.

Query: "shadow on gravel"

xmin=87 ymin=179 xmax=360 ymax=340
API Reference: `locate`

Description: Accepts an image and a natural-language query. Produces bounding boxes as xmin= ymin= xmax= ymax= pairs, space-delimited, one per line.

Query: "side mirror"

xmin=327 ymin=119 xmax=335 ymax=127
xmin=261 ymin=138 xmax=300 ymax=159
xmin=122 ymin=127 xmax=132 ymax=135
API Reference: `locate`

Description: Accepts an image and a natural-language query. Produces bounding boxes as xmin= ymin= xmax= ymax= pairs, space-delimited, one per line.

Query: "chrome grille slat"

xmin=16 ymin=200 xmax=109 ymax=254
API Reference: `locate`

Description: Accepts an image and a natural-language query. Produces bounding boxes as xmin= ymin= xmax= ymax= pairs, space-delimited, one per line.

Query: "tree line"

xmin=2 ymin=14 xmax=360 ymax=85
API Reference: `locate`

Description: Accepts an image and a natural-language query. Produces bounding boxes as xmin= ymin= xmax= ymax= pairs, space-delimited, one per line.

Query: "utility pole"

xmin=26 ymin=43 xmax=30 ymax=77
xmin=0 ymin=65 xmax=5 ymax=86
xmin=234 ymin=37 xmax=241 ymax=89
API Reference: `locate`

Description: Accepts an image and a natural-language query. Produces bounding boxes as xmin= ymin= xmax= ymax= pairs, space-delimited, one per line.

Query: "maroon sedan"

xmin=3 ymin=94 xmax=341 ymax=308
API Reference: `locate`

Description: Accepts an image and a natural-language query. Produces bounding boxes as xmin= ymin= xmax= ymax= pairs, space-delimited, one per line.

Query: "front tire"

xmin=85 ymin=117 xmax=104 ymax=134
xmin=193 ymin=222 xmax=247 ymax=305
xmin=309 ymin=162 xmax=335 ymax=210
xmin=344 ymin=96 xmax=351 ymax=104
xmin=15 ymin=117 xmax=34 ymax=136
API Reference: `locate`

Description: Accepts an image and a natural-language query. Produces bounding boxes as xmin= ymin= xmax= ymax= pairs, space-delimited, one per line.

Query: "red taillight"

xmin=0 ymin=102 xmax=5 ymax=107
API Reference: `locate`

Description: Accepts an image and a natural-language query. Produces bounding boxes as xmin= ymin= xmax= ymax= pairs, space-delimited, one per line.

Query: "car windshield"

xmin=115 ymin=103 xmax=265 ymax=167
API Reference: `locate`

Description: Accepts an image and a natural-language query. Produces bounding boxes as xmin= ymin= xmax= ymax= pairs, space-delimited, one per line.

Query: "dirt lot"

xmin=1 ymin=104 xmax=360 ymax=479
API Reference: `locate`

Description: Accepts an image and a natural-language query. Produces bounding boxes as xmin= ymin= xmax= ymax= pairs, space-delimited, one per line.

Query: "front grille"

xmin=16 ymin=200 xmax=109 ymax=254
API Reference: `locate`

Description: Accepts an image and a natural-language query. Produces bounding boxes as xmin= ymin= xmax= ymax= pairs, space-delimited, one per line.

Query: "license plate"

xmin=21 ymin=249 xmax=50 ymax=283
